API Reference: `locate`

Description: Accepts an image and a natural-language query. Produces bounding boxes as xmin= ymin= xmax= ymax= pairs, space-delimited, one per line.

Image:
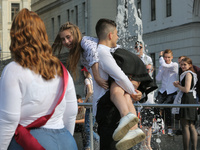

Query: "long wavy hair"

xmin=10 ymin=8 xmax=62 ymax=80
xmin=52 ymin=22 xmax=83 ymax=79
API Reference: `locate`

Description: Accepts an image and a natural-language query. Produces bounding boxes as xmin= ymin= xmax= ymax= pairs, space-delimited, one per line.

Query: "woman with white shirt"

xmin=0 ymin=8 xmax=78 ymax=150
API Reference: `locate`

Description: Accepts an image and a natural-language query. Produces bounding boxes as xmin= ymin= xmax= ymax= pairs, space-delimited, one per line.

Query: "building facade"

xmin=31 ymin=0 xmax=118 ymax=96
xmin=1 ymin=0 xmax=199 ymax=95
xmin=0 ymin=0 xmax=31 ymax=60
xmin=141 ymin=0 xmax=200 ymax=69
xmin=31 ymin=0 xmax=200 ymax=96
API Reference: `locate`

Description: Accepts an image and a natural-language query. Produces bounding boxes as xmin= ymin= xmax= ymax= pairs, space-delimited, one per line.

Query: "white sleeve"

xmin=84 ymin=78 xmax=91 ymax=86
xmin=156 ymin=66 xmax=163 ymax=82
xmin=0 ymin=64 xmax=22 ymax=149
xmin=63 ymin=73 xmax=78 ymax=135
xmin=98 ymin=48 xmax=136 ymax=94
xmin=81 ymin=36 xmax=99 ymax=67
xmin=159 ymin=57 xmax=178 ymax=73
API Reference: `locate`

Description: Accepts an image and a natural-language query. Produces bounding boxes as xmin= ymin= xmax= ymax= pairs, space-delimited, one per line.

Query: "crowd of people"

xmin=0 ymin=8 xmax=200 ymax=150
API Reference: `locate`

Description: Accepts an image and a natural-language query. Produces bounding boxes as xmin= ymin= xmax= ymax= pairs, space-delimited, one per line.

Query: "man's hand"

xmin=160 ymin=51 xmax=164 ymax=57
xmin=95 ymin=77 xmax=109 ymax=89
xmin=92 ymin=62 xmax=109 ymax=89
xmin=131 ymin=89 xmax=142 ymax=101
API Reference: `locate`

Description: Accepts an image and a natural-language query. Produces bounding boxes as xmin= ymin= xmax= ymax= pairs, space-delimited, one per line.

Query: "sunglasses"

xmin=135 ymin=46 xmax=143 ymax=49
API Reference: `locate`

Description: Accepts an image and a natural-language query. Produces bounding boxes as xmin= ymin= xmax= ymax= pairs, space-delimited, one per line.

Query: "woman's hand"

xmin=131 ymin=89 xmax=142 ymax=101
xmin=173 ymin=81 xmax=180 ymax=87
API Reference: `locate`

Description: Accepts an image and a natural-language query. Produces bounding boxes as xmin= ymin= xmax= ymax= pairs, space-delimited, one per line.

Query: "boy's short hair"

xmin=95 ymin=18 xmax=116 ymax=40
xmin=163 ymin=49 xmax=173 ymax=56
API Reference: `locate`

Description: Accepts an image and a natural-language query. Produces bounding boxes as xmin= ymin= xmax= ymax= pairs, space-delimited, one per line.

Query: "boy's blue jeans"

xmin=85 ymin=108 xmax=99 ymax=149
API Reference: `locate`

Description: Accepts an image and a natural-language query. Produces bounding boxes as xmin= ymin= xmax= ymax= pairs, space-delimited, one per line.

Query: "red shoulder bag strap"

xmin=14 ymin=62 xmax=69 ymax=150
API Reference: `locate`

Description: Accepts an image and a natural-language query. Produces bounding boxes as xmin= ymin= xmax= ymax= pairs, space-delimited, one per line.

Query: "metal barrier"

xmin=77 ymin=103 xmax=200 ymax=150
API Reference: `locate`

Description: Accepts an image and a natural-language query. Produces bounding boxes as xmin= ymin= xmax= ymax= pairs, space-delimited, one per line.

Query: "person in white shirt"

xmin=51 ymin=20 xmax=156 ymax=150
xmin=0 ymin=8 xmax=78 ymax=150
xmin=134 ymin=41 xmax=153 ymax=66
xmin=155 ymin=49 xmax=178 ymax=136
xmin=81 ymin=67 xmax=99 ymax=150
xmin=94 ymin=18 xmax=145 ymax=150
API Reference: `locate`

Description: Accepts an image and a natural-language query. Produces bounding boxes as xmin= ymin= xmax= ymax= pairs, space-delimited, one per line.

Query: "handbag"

xmin=14 ymin=62 xmax=69 ymax=150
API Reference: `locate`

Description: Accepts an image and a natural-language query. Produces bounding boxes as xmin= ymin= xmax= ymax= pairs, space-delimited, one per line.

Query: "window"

xmin=57 ymin=15 xmax=61 ymax=28
xmin=67 ymin=9 xmax=70 ymax=21
xmin=71 ymin=10 xmax=74 ymax=24
xmin=82 ymin=2 xmax=85 ymax=33
xmin=75 ymin=6 xmax=78 ymax=25
xmin=51 ymin=18 xmax=54 ymax=40
xmin=151 ymin=0 xmax=156 ymax=21
xmin=11 ymin=3 xmax=20 ymax=21
xmin=137 ymin=0 xmax=142 ymax=18
xmin=166 ymin=0 xmax=171 ymax=17
xmin=137 ymin=0 xmax=141 ymax=11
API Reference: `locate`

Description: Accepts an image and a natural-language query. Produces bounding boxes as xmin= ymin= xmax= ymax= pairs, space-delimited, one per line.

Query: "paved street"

xmin=74 ymin=128 xmax=200 ymax=150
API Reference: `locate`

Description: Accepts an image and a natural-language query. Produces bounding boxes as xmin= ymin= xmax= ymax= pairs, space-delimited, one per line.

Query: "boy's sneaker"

xmin=113 ymin=112 xmax=139 ymax=141
xmin=116 ymin=128 xmax=146 ymax=150
xmin=168 ymin=128 xmax=174 ymax=136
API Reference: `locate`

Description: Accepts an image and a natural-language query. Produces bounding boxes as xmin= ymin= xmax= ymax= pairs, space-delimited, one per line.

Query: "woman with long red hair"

xmin=0 ymin=8 xmax=78 ymax=150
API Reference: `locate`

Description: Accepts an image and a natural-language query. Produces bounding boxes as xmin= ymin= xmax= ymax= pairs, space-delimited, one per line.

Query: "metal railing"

xmin=78 ymin=103 xmax=200 ymax=150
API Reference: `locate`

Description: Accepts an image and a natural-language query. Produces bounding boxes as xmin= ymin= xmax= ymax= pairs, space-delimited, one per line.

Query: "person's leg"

xmin=146 ymin=127 xmax=153 ymax=150
xmin=93 ymin=116 xmax=100 ymax=142
xmin=96 ymin=91 xmax=120 ymax=150
xmin=124 ymin=93 xmax=138 ymax=129
xmin=115 ymin=93 xmax=146 ymax=150
xmin=181 ymin=118 xmax=190 ymax=150
xmin=140 ymin=108 xmax=154 ymax=150
xmin=164 ymin=93 xmax=176 ymax=135
xmin=84 ymin=108 xmax=91 ymax=149
xmin=154 ymin=92 xmax=165 ymax=132
xmin=110 ymin=82 xmax=140 ymax=141
xmin=110 ymin=82 xmax=130 ymax=117
xmin=189 ymin=120 xmax=198 ymax=150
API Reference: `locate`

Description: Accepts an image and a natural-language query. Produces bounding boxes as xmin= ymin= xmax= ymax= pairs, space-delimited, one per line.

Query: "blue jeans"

xmin=8 ymin=128 xmax=78 ymax=150
xmin=85 ymin=108 xmax=99 ymax=149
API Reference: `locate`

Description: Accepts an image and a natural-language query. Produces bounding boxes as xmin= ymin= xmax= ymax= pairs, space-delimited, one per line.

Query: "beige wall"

xmin=0 ymin=0 xmax=31 ymax=60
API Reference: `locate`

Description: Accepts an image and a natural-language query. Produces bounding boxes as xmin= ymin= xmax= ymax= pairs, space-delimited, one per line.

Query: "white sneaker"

xmin=113 ymin=112 xmax=139 ymax=141
xmin=168 ymin=128 xmax=174 ymax=136
xmin=116 ymin=128 xmax=146 ymax=150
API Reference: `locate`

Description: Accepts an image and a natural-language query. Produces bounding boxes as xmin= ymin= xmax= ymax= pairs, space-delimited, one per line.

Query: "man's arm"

xmin=98 ymin=47 xmax=136 ymax=95
xmin=159 ymin=57 xmax=178 ymax=72
xmin=91 ymin=63 xmax=108 ymax=89
xmin=156 ymin=66 xmax=163 ymax=82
